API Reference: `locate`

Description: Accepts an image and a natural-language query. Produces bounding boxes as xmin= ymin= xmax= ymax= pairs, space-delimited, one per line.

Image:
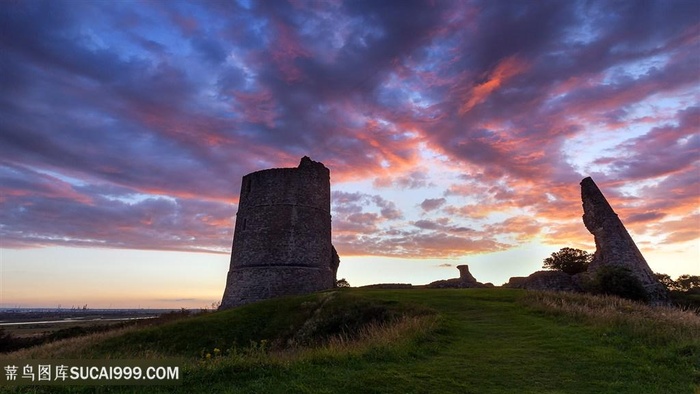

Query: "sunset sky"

xmin=1 ymin=0 xmax=698 ymax=309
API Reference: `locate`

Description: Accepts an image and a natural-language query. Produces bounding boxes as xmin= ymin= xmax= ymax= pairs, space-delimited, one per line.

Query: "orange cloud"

xmin=459 ymin=56 xmax=529 ymax=115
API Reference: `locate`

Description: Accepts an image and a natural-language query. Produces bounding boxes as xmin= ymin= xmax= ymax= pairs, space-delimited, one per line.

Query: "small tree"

xmin=676 ymin=275 xmax=700 ymax=292
xmin=655 ymin=273 xmax=679 ymax=291
xmin=654 ymin=273 xmax=700 ymax=293
xmin=336 ymin=278 xmax=351 ymax=288
xmin=543 ymin=247 xmax=592 ymax=275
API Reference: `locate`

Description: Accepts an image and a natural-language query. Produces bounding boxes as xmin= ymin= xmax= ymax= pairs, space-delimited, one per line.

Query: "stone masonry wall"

xmin=220 ymin=157 xmax=337 ymax=309
xmin=581 ymin=177 xmax=668 ymax=303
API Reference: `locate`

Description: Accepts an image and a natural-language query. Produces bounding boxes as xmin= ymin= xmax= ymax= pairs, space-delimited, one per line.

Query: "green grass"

xmin=1 ymin=288 xmax=698 ymax=393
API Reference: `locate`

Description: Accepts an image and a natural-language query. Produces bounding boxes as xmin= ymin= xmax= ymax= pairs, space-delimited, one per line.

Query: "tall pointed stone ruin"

xmin=580 ymin=177 xmax=668 ymax=304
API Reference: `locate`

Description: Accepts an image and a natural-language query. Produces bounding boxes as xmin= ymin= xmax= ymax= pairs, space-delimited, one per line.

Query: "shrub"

xmin=592 ymin=266 xmax=649 ymax=302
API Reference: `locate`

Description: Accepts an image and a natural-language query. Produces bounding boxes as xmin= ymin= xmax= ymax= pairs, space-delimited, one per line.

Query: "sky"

xmin=1 ymin=0 xmax=698 ymax=309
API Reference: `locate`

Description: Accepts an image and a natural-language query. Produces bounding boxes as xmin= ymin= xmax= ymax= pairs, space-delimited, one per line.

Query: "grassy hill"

xmin=2 ymin=288 xmax=698 ymax=393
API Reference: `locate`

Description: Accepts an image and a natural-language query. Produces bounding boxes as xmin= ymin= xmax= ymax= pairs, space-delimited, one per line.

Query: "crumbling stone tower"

xmin=220 ymin=157 xmax=339 ymax=309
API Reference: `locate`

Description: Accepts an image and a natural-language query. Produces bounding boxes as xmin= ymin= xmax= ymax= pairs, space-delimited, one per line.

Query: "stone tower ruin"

xmin=220 ymin=156 xmax=339 ymax=309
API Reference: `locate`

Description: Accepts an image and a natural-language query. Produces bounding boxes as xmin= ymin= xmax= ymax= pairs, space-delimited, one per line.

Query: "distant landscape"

xmin=0 ymin=309 xmax=180 ymax=353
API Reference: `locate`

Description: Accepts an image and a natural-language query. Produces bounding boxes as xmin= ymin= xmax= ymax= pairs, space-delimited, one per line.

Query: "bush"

xmin=592 ymin=266 xmax=649 ymax=303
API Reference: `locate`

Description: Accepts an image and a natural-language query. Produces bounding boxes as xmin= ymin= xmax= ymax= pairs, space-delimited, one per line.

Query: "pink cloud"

xmin=269 ymin=19 xmax=311 ymax=82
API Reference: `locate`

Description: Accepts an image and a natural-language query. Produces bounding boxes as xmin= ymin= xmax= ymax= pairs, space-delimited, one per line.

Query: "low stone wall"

xmin=505 ymin=271 xmax=581 ymax=292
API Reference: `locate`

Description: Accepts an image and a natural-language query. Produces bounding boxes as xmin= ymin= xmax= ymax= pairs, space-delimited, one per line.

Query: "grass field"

xmin=1 ymin=288 xmax=698 ymax=393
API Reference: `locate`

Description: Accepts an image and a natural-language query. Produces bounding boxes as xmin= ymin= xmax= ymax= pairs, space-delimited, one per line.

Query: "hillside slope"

xmin=2 ymin=288 xmax=698 ymax=393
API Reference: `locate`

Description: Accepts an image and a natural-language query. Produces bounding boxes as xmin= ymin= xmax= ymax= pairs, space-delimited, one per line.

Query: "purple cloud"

xmin=420 ymin=198 xmax=447 ymax=212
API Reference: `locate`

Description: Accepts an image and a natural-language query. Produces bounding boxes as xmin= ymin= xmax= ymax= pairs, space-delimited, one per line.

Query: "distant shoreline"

xmin=0 ymin=309 xmax=177 ymax=326
xmin=0 ymin=316 xmax=157 ymax=326
xmin=0 ymin=308 xmax=177 ymax=313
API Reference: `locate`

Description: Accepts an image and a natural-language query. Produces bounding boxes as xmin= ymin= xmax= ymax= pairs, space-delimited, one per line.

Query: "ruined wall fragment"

xmin=580 ymin=177 xmax=668 ymax=304
xmin=427 ymin=265 xmax=492 ymax=288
